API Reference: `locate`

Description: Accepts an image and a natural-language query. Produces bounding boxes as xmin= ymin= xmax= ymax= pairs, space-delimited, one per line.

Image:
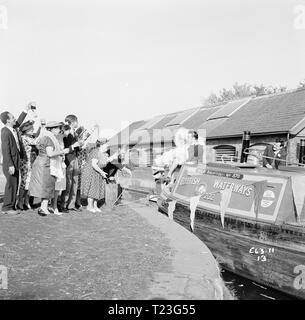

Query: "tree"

xmin=298 ymin=79 xmax=305 ymax=88
xmin=232 ymin=82 xmax=252 ymax=98
xmin=203 ymin=82 xmax=288 ymax=106
xmin=219 ymin=87 xmax=235 ymax=101
xmin=203 ymin=92 xmax=220 ymax=106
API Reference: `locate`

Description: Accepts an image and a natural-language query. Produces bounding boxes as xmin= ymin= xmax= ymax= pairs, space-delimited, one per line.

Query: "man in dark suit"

xmin=1 ymin=104 xmax=31 ymax=214
xmin=61 ymin=114 xmax=82 ymax=212
xmin=262 ymin=139 xmax=286 ymax=169
xmin=274 ymin=140 xmax=287 ymax=169
xmin=262 ymin=143 xmax=277 ymax=168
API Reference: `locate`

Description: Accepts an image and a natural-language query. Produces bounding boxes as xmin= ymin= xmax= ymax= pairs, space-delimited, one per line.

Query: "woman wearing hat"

xmin=17 ymin=120 xmax=41 ymax=210
xmin=29 ymin=121 xmax=79 ymax=216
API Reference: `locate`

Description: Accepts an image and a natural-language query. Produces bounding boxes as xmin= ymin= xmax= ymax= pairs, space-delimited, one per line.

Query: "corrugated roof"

xmin=182 ymin=107 xmax=221 ymax=130
xmin=133 ymin=107 xmax=224 ymax=145
xmin=207 ymin=98 xmax=250 ymax=120
xmin=131 ymin=126 xmax=178 ymax=145
xmin=208 ymin=88 xmax=305 ymax=138
xmin=200 ymin=118 xmax=228 ymax=135
xmin=111 ymin=88 xmax=305 ymax=146
xmin=136 ymin=114 xmax=166 ymax=130
xmin=129 ymin=112 xmax=181 ymax=145
xmin=108 ymin=120 xmax=145 ymax=146
xmin=150 ymin=112 xmax=180 ymax=129
xmin=166 ymin=108 xmax=199 ymax=127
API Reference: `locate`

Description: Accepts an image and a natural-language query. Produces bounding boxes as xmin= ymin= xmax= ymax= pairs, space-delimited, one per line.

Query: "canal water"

xmin=221 ymin=270 xmax=295 ymax=300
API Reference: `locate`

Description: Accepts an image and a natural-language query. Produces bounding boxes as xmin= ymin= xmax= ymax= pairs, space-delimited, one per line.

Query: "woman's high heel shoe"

xmin=16 ymin=204 xmax=24 ymax=211
xmin=48 ymin=207 xmax=55 ymax=214
xmin=23 ymin=204 xmax=32 ymax=211
xmin=38 ymin=208 xmax=50 ymax=216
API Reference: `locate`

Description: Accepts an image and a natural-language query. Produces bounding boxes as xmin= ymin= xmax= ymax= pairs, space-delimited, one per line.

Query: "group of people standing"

xmin=0 ymin=103 xmax=131 ymax=216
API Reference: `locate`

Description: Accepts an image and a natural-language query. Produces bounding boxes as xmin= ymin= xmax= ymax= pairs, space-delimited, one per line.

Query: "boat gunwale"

xmin=159 ymin=191 xmax=305 ymax=247
xmin=195 ymin=162 xmax=305 ymax=178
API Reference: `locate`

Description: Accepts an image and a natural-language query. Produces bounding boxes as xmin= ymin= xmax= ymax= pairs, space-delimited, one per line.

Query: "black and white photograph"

xmin=1 ymin=0 xmax=305 ymax=306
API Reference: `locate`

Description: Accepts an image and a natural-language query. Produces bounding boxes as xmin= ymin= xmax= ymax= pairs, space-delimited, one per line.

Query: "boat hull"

xmin=158 ymin=198 xmax=305 ymax=299
xmin=157 ymin=163 xmax=305 ymax=299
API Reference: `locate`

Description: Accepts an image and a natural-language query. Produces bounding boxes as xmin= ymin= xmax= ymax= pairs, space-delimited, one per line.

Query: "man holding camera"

xmin=0 ymin=102 xmax=34 ymax=214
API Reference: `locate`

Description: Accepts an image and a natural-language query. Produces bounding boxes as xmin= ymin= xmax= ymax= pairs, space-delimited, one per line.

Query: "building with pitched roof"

xmin=109 ymin=88 xmax=305 ymax=167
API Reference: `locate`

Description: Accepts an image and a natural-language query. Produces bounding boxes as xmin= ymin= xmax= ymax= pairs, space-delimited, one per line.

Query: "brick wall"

xmin=132 ymin=133 xmax=303 ymax=165
xmin=288 ymin=129 xmax=305 ymax=164
xmin=207 ymin=135 xmax=288 ymax=162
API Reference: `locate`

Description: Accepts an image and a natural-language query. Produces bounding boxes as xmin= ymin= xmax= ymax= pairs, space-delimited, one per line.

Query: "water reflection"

xmin=221 ymin=270 xmax=295 ymax=300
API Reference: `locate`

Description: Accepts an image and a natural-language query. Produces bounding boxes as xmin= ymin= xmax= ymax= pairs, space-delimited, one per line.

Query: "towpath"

xmin=0 ymin=195 xmax=233 ymax=300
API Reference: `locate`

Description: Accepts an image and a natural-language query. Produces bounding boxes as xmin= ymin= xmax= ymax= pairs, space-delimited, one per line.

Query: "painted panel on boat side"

xmin=172 ymin=165 xmax=288 ymax=223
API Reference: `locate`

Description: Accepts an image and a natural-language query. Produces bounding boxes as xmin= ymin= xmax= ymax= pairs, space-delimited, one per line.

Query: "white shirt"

xmin=173 ymin=145 xmax=189 ymax=165
xmin=6 ymin=126 xmax=20 ymax=151
xmin=4 ymin=109 xmax=28 ymax=151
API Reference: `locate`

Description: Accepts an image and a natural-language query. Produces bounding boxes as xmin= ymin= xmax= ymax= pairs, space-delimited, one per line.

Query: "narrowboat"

xmin=157 ymin=162 xmax=305 ymax=299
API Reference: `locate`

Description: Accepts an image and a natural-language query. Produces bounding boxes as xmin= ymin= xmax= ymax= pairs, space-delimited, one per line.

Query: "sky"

xmin=0 ymin=0 xmax=305 ymax=137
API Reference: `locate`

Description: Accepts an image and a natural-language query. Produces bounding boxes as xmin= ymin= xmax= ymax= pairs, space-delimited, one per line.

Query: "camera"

xmin=31 ymin=102 xmax=36 ymax=110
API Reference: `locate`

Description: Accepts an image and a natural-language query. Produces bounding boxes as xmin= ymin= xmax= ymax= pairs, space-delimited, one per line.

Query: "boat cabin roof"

xmin=206 ymin=162 xmax=305 ymax=178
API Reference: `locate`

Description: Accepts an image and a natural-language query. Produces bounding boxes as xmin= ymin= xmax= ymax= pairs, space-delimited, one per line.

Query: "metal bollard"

xmin=240 ymin=131 xmax=251 ymax=163
xmin=299 ymin=139 xmax=305 ymax=165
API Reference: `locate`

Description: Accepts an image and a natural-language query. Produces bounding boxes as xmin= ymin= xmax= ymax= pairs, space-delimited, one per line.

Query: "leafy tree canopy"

xmin=202 ymin=82 xmax=288 ymax=107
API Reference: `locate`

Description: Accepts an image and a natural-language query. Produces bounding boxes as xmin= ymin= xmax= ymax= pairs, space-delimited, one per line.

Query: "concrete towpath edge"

xmin=127 ymin=201 xmax=235 ymax=300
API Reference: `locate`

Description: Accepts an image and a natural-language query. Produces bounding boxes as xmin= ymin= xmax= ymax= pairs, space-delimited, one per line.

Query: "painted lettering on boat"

xmin=249 ymin=247 xmax=275 ymax=262
xmin=195 ymin=168 xmax=243 ymax=179
xmin=173 ymin=164 xmax=286 ymax=224
xmin=180 ymin=177 xmax=201 ymax=185
xmin=200 ymin=192 xmax=216 ymax=201
xmin=293 ymin=265 xmax=305 ymax=290
xmin=213 ymin=180 xmax=253 ymax=197
xmin=249 ymin=247 xmax=275 ymax=255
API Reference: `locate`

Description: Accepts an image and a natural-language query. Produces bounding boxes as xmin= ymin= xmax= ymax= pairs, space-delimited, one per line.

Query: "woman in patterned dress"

xmin=17 ymin=120 xmax=41 ymax=210
xmin=81 ymin=139 xmax=118 ymax=213
xmin=29 ymin=121 xmax=78 ymax=216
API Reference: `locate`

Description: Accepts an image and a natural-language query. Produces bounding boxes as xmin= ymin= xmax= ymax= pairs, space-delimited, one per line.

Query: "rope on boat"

xmin=111 ymin=188 xmax=154 ymax=208
xmin=220 ymin=148 xmax=305 ymax=167
xmin=242 ymin=148 xmax=305 ymax=167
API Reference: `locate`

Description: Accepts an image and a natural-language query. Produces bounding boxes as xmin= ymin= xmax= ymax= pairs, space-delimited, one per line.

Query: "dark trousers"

xmin=61 ymin=158 xmax=79 ymax=209
xmin=2 ymin=170 xmax=19 ymax=211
